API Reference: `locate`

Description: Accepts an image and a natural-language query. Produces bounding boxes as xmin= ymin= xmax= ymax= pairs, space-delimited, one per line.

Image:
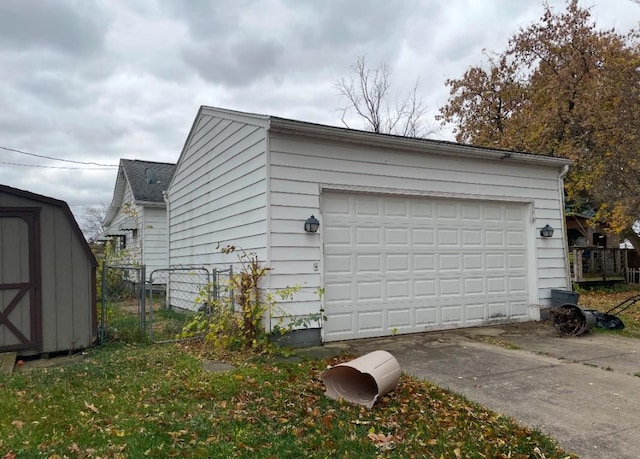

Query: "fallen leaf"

xmin=84 ymin=401 xmax=99 ymax=413
xmin=11 ymin=420 xmax=24 ymax=429
xmin=367 ymin=431 xmax=396 ymax=450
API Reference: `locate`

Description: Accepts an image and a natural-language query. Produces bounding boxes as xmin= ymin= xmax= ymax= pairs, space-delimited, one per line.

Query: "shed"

xmin=168 ymin=106 xmax=572 ymax=345
xmin=565 ymin=212 xmax=620 ymax=249
xmin=102 ymin=159 xmax=176 ymax=281
xmin=0 ymin=185 xmax=97 ymax=355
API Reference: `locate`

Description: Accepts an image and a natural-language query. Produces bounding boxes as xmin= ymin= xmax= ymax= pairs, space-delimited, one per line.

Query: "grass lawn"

xmin=0 ymin=293 xmax=588 ymax=459
xmin=0 ymin=341 xmax=572 ymax=459
xmin=577 ymin=284 xmax=640 ymax=337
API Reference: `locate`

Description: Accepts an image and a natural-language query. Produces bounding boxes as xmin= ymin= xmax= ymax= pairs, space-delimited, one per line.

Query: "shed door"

xmin=0 ymin=209 xmax=41 ymax=352
xmin=322 ymin=192 xmax=531 ymax=342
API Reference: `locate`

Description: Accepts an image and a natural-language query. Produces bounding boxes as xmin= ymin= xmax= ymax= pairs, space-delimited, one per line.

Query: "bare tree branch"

xmin=336 ymin=55 xmax=432 ymax=137
xmin=80 ymin=204 xmax=108 ymax=242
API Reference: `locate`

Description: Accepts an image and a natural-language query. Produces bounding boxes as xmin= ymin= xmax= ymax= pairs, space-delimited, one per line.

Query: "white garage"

xmin=322 ymin=191 xmax=533 ymax=341
xmin=169 ymin=106 xmax=572 ymax=346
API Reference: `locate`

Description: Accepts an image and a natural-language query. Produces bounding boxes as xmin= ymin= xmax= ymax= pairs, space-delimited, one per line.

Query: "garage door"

xmin=322 ymin=192 xmax=531 ymax=341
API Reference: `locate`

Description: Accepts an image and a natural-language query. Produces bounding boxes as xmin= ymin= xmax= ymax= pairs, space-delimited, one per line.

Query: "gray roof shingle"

xmin=121 ymin=159 xmax=176 ymax=203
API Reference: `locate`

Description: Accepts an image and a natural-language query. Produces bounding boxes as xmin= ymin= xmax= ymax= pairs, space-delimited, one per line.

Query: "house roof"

xmin=0 ymin=184 xmax=97 ymax=267
xmin=172 ymin=105 xmax=572 ymax=190
xmin=266 ymin=115 xmax=573 ymax=167
xmin=121 ymin=159 xmax=176 ymax=203
xmin=566 ymin=212 xmax=595 ymax=220
xmin=189 ymin=105 xmax=572 ymax=165
xmin=104 ymin=159 xmax=176 ymax=226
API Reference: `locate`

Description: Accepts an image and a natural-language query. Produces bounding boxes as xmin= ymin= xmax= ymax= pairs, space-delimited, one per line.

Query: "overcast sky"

xmin=0 ymin=0 xmax=637 ymax=229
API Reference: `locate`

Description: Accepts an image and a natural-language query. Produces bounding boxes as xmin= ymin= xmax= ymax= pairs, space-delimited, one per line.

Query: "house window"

xmin=116 ymin=235 xmax=126 ymax=250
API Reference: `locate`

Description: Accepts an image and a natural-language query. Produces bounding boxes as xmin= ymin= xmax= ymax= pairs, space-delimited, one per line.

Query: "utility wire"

xmin=0 ymin=160 xmax=115 ymax=170
xmin=0 ymin=145 xmax=118 ymax=167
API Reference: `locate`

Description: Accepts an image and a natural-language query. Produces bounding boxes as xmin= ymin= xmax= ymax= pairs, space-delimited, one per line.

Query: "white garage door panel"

xmin=322 ymin=192 xmax=531 ymax=341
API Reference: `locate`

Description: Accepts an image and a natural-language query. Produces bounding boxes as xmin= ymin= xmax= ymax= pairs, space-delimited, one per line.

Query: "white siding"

xmin=142 ymin=206 xmax=169 ymax=280
xmin=107 ymin=190 xmax=169 ymax=281
xmin=168 ymin=111 xmax=269 ymax=310
xmin=109 ymin=185 xmax=143 ymax=266
xmin=167 ymin=107 xmax=568 ymax=333
xmin=268 ymin=133 xmax=569 ymax=324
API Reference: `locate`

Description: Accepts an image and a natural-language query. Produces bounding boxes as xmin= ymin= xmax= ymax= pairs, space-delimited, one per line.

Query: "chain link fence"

xmin=99 ymin=264 xmax=144 ymax=344
xmin=147 ymin=267 xmax=210 ymax=342
xmin=99 ymin=263 xmax=234 ymax=344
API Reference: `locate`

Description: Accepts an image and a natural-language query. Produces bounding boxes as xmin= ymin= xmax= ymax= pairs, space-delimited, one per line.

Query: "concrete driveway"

xmin=312 ymin=322 xmax=640 ymax=459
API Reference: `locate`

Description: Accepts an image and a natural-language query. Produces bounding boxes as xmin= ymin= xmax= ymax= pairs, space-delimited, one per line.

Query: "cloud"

xmin=182 ymin=38 xmax=285 ymax=87
xmin=0 ymin=0 xmax=638 ymax=228
xmin=0 ymin=0 xmax=109 ymax=56
xmin=175 ymin=0 xmax=415 ymax=88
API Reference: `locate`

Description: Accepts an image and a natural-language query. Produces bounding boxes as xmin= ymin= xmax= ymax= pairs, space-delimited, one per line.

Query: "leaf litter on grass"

xmin=0 ymin=342 xmax=573 ymax=458
xmin=578 ymin=286 xmax=640 ymax=337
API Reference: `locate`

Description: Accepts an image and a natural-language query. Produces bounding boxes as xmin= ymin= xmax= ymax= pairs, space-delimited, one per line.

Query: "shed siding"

xmin=268 ymin=133 xmax=568 ymax=319
xmin=37 ymin=203 xmax=94 ymax=351
xmin=168 ymin=112 xmax=268 ymax=309
xmin=0 ymin=191 xmax=95 ymax=353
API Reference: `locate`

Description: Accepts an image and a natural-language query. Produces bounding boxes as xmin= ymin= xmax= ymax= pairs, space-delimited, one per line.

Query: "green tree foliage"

xmin=438 ymin=1 xmax=640 ymax=244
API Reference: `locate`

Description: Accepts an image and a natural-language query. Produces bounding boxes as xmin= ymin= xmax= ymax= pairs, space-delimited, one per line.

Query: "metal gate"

xmin=0 ymin=209 xmax=41 ymax=353
xmin=99 ymin=263 xmax=144 ymax=344
xmin=147 ymin=266 xmax=210 ymax=343
xmin=146 ymin=266 xmax=233 ymax=343
xmin=100 ymin=264 xmax=234 ymax=344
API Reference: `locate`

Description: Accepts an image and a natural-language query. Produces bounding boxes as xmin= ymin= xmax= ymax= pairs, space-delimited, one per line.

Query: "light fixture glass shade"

xmin=304 ymin=215 xmax=320 ymax=233
xmin=540 ymin=224 xmax=554 ymax=238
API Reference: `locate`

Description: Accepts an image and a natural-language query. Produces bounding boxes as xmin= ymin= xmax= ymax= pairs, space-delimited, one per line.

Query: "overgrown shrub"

xmin=180 ymin=246 xmax=324 ymax=354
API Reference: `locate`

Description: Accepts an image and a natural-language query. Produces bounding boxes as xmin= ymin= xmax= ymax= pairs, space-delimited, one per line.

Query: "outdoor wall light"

xmin=540 ymin=224 xmax=554 ymax=238
xmin=304 ymin=215 xmax=320 ymax=233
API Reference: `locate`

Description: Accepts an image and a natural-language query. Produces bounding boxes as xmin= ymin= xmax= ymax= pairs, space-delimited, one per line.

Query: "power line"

xmin=0 ymin=145 xmax=118 ymax=167
xmin=0 ymin=160 xmax=116 ymax=170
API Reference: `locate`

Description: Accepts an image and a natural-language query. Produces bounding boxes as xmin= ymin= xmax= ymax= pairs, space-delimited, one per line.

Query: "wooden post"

xmin=574 ymin=249 xmax=582 ymax=282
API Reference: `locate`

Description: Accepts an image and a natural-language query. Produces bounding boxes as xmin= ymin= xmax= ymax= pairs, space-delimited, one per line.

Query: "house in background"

xmin=0 ymin=184 xmax=97 ymax=355
xmin=166 ymin=106 xmax=572 ymax=345
xmin=102 ymin=159 xmax=176 ymax=280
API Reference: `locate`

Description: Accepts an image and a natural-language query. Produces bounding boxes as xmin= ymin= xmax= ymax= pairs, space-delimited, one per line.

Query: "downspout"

xmin=162 ymin=189 xmax=170 ymax=309
xmin=558 ymin=164 xmax=571 ymax=289
xmin=265 ymin=125 xmax=272 ymax=333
